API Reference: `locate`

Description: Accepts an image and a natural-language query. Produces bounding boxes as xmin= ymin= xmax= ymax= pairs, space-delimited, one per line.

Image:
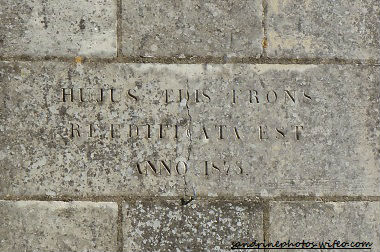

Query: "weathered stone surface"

xmin=0 ymin=0 xmax=117 ymax=57
xmin=121 ymin=0 xmax=263 ymax=58
xmin=0 ymin=200 xmax=118 ymax=252
xmin=123 ymin=199 xmax=262 ymax=252
xmin=267 ymin=0 xmax=380 ymax=60
xmin=269 ymin=201 xmax=380 ymax=251
xmin=0 ymin=62 xmax=379 ymax=197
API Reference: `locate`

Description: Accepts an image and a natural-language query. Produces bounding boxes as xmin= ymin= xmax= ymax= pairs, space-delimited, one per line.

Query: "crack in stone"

xmin=182 ymin=175 xmax=189 ymax=199
xmin=185 ymin=100 xmax=193 ymax=162
xmin=182 ymin=80 xmax=193 ymax=199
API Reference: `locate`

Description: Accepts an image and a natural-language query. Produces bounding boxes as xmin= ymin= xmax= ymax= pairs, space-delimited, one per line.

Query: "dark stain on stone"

xmin=59 ymin=106 xmax=67 ymax=117
xmin=41 ymin=16 xmax=48 ymax=29
xmin=180 ymin=196 xmax=194 ymax=206
xmin=298 ymin=17 xmax=302 ymax=32
xmin=79 ymin=19 xmax=86 ymax=30
xmin=58 ymin=208 xmax=75 ymax=218
xmin=40 ymin=1 xmax=49 ymax=29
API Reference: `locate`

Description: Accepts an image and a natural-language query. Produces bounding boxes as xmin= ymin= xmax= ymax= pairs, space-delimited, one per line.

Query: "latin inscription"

xmin=61 ymin=87 xmax=312 ymax=105
xmin=68 ymin=123 xmax=304 ymax=141
xmin=58 ymin=83 xmax=312 ymax=177
xmin=2 ymin=63 xmax=378 ymax=196
xmin=135 ymin=160 xmax=244 ymax=176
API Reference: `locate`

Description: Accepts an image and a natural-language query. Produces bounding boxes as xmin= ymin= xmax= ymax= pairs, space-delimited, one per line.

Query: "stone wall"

xmin=0 ymin=0 xmax=379 ymax=251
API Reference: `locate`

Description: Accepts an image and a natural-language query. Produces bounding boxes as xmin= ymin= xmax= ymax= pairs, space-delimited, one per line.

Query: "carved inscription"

xmin=61 ymin=88 xmax=311 ymax=105
xmin=68 ymin=123 xmax=304 ymax=141
xmin=134 ymin=160 xmax=244 ymax=176
xmin=58 ymin=81 xmax=312 ymax=177
xmin=2 ymin=63 xmax=377 ymax=196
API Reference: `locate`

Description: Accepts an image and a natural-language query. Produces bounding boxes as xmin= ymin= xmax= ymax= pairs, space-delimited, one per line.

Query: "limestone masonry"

xmin=1 ymin=63 xmax=379 ymax=198
xmin=0 ymin=0 xmax=379 ymax=251
xmin=0 ymin=0 xmax=117 ymax=57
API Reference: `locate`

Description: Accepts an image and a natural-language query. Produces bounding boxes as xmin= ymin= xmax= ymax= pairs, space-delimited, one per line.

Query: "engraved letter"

xmin=147 ymin=161 xmax=158 ymax=174
xmin=159 ymin=124 xmax=170 ymax=139
xmin=204 ymin=161 xmax=209 ymax=175
xmin=266 ymin=90 xmax=278 ymax=103
xmin=129 ymin=124 xmax=139 ymax=138
xmin=146 ymin=124 xmax=151 ymax=139
xmin=232 ymin=90 xmax=237 ymax=104
xmin=175 ymin=125 xmax=179 ymax=139
xmin=62 ymin=88 xmax=73 ymax=102
xmin=136 ymin=163 xmax=144 ymax=175
xmin=97 ymin=88 xmax=104 ymax=102
xmin=212 ymin=162 xmax=221 ymax=173
xmin=159 ymin=160 xmax=172 ymax=175
xmin=216 ymin=125 xmax=227 ymax=139
xmin=110 ymin=88 xmax=117 ymax=102
xmin=176 ymin=161 xmax=188 ymax=175
xmin=70 ymin=123 xmax=80 ymax=138
xmin=284 ymin=90 xmax=296 ymax=104
xmin=276 ymin=127 xmax=285 ymax=138
xmin=88 ymin=124 xmax=95 ymax=137
xmin=128 ymin=89 xmax=138 ymax=101
xmin=79 ymin=88 xmax=85 ymax=102
xmin=249 ymin=90 xmax=259 ymax=103
xmin=234 ymin=127 xmax=241 ymax=139
xmin=295 ymin=125 xmax=304 ymax=140
xmin=236 ymin=162 xmax=243 ymax=175
xmin=259 ymin=126 xmax=269 ymax=140
xmin=303 ymin=91 xmax=312 ymax=101
xmin=110 ymin=124 xmax=120 ymax=138
xmin=165 ymin=89 xmax=173 ymax=103
xmin=202 ymin=126 xmax=209 ymax=139
xmin=202 ymin=90 xmax=211 ymax=102
xmin=179 ymin=89 xmax=189 ymax=102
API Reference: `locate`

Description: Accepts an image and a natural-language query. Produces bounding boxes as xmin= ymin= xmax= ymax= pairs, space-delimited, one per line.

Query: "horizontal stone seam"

xmin=0 ymin=56 xmax=379 ymax=65
xmin=1 ymin=196 xmax=379 ymax=202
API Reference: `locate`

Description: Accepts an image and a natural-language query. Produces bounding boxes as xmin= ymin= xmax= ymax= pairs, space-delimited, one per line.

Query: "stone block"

xmin=267 ymin=0 xmax=380 ymax=60
xmin=269 ymin=201 xmax=380 ymax=251
xmin=123 ymin=199 xmax=263 ymax=252
xmin=121 ymin=0 xmax=263 ymax=58
xmin=0 ymin=200 xmax=118 ymax=252
xmin=0 ymin=0 xmax=117 ymax=57
xmin=0 ymin=63 xmax=379 ymax=197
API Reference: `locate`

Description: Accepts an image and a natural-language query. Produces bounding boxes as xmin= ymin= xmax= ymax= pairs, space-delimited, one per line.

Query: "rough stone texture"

xmin=0 ymin=200 xmax=118 ymax=252
xmin=123 ymin=200 xmax=262 ymax=252
xmin=0 ymin=0 xmax=117 ymax=57
xmin=269 ymin=201 xmax=380 ymax=252
xmin=0 ymin=62 xmax=379 ymax=197
xmin=267 ymin=0 xmax=380 ymax=61
xmin=121 ymin=0 xmax=263 ymax=58
xmin=0 ymin=0 xmax=379 ymax=250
